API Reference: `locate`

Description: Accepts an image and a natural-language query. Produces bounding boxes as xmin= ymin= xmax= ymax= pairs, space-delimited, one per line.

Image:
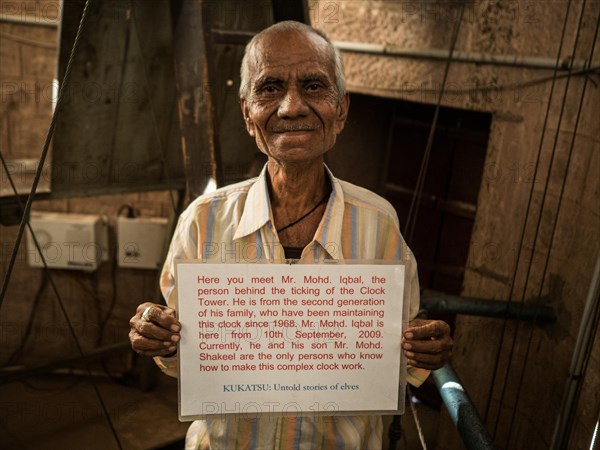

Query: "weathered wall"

xmin=313 ymin=1 xmax=600 ymax=449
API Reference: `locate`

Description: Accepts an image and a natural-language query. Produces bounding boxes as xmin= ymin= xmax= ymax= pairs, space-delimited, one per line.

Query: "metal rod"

xmin=209 ymin=29 xmax=587 ymax=71
xmin=421 ymin=294 xmax=557 ymax=323
xmin=432 ymin=364 xmax=496 ymax=450
xmin=0 ymin=342 xmax=131 ymax=384
xmin=0 ymin=15 xmax=59 ymax=28
xmin=334 ymin=41 xmax=588 ymax=71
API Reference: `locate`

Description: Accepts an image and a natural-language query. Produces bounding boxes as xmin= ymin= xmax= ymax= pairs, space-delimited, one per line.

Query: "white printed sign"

xmin=176 ymin=262 xmax=406 ymax=420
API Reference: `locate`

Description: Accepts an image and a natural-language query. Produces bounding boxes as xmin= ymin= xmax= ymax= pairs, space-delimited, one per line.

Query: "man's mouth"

xmin=272 ymin=125 xmax=317 ymax=133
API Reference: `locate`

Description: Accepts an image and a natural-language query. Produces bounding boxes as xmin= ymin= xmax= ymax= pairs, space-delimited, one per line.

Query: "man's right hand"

xmin=129 ymin=302 xmax=181 ymax=357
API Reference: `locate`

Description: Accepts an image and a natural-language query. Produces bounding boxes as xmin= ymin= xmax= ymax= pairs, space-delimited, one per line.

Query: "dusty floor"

xmin=0 ymin=362 xmax=441 ymax=450
xmin=0 ymin=362 xmax=187 ymax=450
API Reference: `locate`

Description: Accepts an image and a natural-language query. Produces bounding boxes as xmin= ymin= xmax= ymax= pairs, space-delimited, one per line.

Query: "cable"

xmin=508 ymin=9 xmax=600 ymax=448
xmin=0 ymin=1 xmax=123 ymax=447
xmin=483 ymin=0 xmax=574 ymax=428
xmin=0 ymin=0 xmax=90 ymax=307
xmin=494 ymin=0 xmax=589 ymax=442
xmin=404 ymin=3 xmax=465 ymax=246
xmin=346 ymin=64 xmax=599 ymax=97
xmin=407 ymin=386 xmax=428 ymax=450
xmin=1 ymin=152 xmax=122 ymax=445
xmin=96 ymin=204 xmax=134 ymax=348
xmin=19 ymin=376 xmax=81 ymax=393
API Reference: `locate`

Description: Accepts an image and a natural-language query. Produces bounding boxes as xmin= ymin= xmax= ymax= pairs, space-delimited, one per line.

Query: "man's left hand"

xmin=402 ymin=319 xmax=453 ymax=370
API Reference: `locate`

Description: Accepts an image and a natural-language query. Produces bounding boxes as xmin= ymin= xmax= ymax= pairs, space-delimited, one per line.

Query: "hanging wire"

xmin=346 ymin=64 xmax=599 ymax=98
xmin=493 ymin=0 xmax=591 ymax=440
xmin=0 ymin=152 xmax=123 ymax=449
xmin=491 ymin=0 xmax=589 ymax=440
xmin=507 ymin=8 xmax=600 ymax=447
xmin=483 ymin=0 xmax=574 ymax=427
xmin=405 ymin=4 xmax=465 ymax=245
xmin=0 ymin=0 xmax=91 ymax=307
xmin=0 ymin=1 xmax=124 ymax=447
xmin=407 ymin=385 xmax=428 ymax=450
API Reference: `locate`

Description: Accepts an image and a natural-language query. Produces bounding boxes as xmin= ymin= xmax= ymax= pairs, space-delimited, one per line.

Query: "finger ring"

xmin=141 ymin=306 xmax=153 ymax=322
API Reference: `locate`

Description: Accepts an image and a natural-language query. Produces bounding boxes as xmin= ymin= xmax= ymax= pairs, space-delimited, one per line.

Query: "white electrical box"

xmin=117 ymin=216 xmax=170 ymax=269
xmin=26 ymin=212 xmax=109 ymax=271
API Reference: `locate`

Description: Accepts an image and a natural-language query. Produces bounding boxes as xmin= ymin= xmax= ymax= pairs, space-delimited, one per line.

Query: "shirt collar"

xmin=233 ymin=163 xmax=345 ymax=260
xmin=233 ymin=165 xmax=273 ymax=240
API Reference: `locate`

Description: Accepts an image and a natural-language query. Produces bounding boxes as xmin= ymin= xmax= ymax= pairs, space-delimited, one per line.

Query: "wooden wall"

xmin=314 ymin=1 xmax=600 ymax=449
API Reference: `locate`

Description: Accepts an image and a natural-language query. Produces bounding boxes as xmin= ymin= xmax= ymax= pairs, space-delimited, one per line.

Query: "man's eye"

xmin=262 ymin=85 xmax=278 ymax=93
xmin=307 ymin=83 xmax=321 ymax=91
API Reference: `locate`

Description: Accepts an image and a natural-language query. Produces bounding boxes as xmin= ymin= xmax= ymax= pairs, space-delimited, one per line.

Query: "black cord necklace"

xmin=276 ymin=193 xmax=329 ymax=233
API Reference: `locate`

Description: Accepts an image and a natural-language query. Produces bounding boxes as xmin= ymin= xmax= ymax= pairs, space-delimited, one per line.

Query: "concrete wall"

xmin=313 ymin=1 xmax=599 ymax=448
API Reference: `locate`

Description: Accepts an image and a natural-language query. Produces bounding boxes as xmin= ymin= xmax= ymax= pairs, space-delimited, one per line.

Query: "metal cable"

xmin=508 ymin=8 xmax=600 ymax=447
xmin=1 ymin=148 xmax=123 ymax=449
xmin=405 ymin=4 xmax=465 ymax=245
xmin=483 ymin=0 xmax=574 ymax=427
xmin=493 ymin=0 xmax=589 ymax=440
xmin=0 ymin=1 xmax=124 ymax=447
xmin=0 ymin=0 xmax=91 ymax=306
xmin=346 ymin=64 xmax=599 ymax=97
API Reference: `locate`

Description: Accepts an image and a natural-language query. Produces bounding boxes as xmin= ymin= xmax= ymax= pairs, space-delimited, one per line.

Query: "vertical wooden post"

xmin=171 ymin=0 xmax=223 ymax=200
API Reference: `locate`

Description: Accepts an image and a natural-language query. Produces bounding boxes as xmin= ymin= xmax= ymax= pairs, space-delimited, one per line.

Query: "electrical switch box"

xmin=117 ymin=216 xmax=170 ymax=269
xmin=26 ymin=212 xmax=109 ymax=271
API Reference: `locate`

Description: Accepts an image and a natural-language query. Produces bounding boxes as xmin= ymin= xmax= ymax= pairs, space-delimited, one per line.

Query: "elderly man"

xmin=130 ymin=20 xmax=452 ymax=450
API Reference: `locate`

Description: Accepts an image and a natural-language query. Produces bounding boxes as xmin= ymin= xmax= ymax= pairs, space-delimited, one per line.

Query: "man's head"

xmin=239 ymin=21 xmax=349 ymax=166
xmin=240 ymin=21 xmax=346 ymax=102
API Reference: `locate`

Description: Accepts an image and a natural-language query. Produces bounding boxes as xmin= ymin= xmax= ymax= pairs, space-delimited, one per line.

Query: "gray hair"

xmin=239 ymin=21 xmax=346 ymax=102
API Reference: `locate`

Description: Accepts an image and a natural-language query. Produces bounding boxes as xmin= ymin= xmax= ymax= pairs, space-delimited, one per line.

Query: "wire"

xmin=97 ymin=204 xmax=133 ymax=348
xmin=483 ymin=0 xmax=574 ymax=428
xmin=407 ymin=386 xmax=428 ymax=450
xmin=494 ymin=0 xmax=589 ymax=441
xmin=508 ymin=9 xmax=600 ymax=448
xmin=404 ymin=3 xmax=465 ymax=246
xmin=346 ymin=65 xmax=599 ymax=97
xmin=0 ymin=1 xmax=124 ymax=447
xmin=0 ymin=0 xmax=89 ymax=307
xmin=19 ymin=376 xmax=81 ymax=393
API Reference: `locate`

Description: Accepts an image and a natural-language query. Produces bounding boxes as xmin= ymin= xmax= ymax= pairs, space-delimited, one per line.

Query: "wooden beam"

xmin=171 ymin=0 xmax=223 ymax=199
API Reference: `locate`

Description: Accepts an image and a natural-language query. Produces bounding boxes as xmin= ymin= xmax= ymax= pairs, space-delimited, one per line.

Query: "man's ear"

xmin=335 ymin=93 xmax=350 ymax=134
xmin=240 ymin=98 xmax=255 ymax=137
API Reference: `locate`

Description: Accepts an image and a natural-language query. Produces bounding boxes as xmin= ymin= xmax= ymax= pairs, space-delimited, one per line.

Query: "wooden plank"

xmin=170 ymin=0 xmax=222 ymax=198
xmin=203 ymin=0 xmax=272 ymax=185
xmin=51 ymin=0 xmax=184 ymax=195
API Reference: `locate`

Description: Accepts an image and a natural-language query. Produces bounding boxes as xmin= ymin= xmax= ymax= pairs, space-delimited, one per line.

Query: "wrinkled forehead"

xmin=248 ymin=30 xmax=335 ymax=80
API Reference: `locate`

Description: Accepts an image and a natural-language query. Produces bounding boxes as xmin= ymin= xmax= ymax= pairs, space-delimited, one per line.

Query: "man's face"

xmin=240 ymin=30 xmax=349 ymax=165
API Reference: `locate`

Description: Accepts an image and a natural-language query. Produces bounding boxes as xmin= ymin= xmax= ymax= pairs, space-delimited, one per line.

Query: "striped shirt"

xmin=156 ymin=165 xmax=428 ymax=450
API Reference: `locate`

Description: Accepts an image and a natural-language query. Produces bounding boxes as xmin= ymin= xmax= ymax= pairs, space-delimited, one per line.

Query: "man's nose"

xmin=277 ymin=88 xmax=309 ymax=118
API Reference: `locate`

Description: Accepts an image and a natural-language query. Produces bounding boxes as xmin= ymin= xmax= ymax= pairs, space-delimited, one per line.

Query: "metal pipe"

xmin=209 ymin=29 xmax=587 ymax=71
xmin=420 ymin=294 xmax=557 ymax=323
xmin=0 ymin=15 xmax=59 ymax=28
xmin=333 ymin=41 xmax=588 ymax=71
xmin=432 ymin=364 xmax=496 ymax=450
